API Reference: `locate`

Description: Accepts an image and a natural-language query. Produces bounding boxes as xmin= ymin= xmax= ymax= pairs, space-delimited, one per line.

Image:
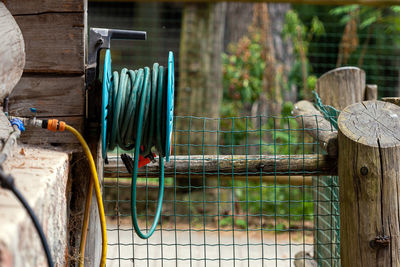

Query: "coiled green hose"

xmin=107 ymin=64 xmax=167 ymax=239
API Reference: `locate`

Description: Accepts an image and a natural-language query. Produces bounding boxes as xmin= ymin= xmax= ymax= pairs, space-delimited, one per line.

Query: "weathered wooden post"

xmin=338 ymin=100 xmax=400 ymax=267
xmin=314 ymin=66 xmax=365 ymax=266
xmin=0 ymin=2 xmax=24 ymax=99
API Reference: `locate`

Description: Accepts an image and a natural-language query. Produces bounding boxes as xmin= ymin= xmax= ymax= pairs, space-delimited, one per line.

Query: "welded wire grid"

xmin=89 ymin=2 xmax=400 ymax=97
xmin=103 ymin=115 xmax=339 ymax=267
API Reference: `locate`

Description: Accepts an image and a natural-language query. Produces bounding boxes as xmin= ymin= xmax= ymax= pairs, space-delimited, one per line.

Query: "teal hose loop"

xmin=156 ymin=66 xmax=165 ymax=156
xmin=106 ymin=63 xmax=167 ymax=239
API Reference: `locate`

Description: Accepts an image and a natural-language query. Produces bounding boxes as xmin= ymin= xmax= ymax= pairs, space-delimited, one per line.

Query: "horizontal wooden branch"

xmin=293 ymin=100 xmax=338 ymax=157
xmin=104 ymin=154 xmax=337 ymax=179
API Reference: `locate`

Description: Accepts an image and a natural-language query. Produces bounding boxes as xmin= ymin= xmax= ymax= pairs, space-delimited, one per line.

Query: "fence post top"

xmin=318 ymin=66 xmax=365 ymax=81
xmin=338 ymin=100 xmax=400 ymax=148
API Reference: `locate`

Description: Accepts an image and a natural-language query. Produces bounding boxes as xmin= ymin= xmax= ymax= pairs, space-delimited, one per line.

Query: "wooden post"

xmin=313 ymin=66 xmax=366 ymax=266
xmin=315 ymin=67 xmax=366 ymax=109
xmin=0 ymin=2 xmax=24 ymax=98
xmin=338 ymin=100 xmax=400 ymax=267
xmin=365 ymin=84 xmax=378 ymax=100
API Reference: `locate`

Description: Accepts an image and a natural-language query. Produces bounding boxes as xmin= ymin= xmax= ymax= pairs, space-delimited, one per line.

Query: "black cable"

xmin=0 ymin=168 xmax=54 ymax=267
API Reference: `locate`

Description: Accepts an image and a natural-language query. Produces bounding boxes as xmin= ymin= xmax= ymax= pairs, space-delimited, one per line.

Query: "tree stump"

xmin=338 ymin=100 xmax=400 ymax=267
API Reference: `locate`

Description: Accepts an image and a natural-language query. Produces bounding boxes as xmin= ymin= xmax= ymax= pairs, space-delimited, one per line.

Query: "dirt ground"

xmin=106 ymin=220 xmax=313 ymax=267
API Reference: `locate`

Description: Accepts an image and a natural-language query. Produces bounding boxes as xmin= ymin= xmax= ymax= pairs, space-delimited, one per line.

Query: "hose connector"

xmin=42 ymin=119 xmax=66 ymax=132
xmin=10 ymin=118 xmax=25 ymax=132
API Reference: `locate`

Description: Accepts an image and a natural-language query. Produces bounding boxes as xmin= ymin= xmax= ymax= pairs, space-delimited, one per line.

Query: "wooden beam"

xmin=0 ymin=2 xmax=24 ymax=99
xmin=18 ymin=116 xmax=84 ymax=146
xmin=292 ymin=100 xmax=338 ymax=157
xmin=338 ymin=100 xmax=400 ymax=267
xmin=104 ymin=154 xmax=337 ymax=178
xmin=14 ymin=13 xmax=84 ymax=74
xmin=89 ymin=0 xmax=399 ymax=6
xmin=9 ymin=75 xmax=85 ymax=117
xmin=4 ymin=0 xmax=84 ymax=15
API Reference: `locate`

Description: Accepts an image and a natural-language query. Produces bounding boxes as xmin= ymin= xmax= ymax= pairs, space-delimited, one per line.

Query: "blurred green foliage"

xmin=295 ymin=4 xmax=400 ymax=96
xmin=221 ymin=13 xmax=316 ymax=224
xmin=283 ymin=10 xmax=325 ymax=99
xmin=222 ymin=32 xmax=265 ymax=118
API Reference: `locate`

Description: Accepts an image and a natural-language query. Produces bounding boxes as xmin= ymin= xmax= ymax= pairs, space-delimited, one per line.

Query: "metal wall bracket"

xmin=85 ymin=27 xmax=146 ymax=138
xmin=86 ymin=28 xmax=146 ymax=89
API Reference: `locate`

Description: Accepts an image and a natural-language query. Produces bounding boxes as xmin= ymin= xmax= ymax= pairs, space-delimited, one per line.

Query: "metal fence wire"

xmin=103 ymin=115 xmax=339 ymax=267
xmin=89 ymin=1 xmax=400 ymax=97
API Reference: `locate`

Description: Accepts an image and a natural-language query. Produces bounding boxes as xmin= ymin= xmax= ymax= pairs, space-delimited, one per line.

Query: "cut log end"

xmin=338 ymin=100 xmax=400 ymax=148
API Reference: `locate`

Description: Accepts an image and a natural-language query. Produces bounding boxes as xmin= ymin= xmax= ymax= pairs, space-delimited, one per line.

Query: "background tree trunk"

xmin=175 ymin=3 xmax=226 ymax=195
xmin=224 ymin=3 xmax=253 ymax=50
xmin=176 ymin=2 xmax=226 ymax=155
xmin=268 ymin=3 xmax=296 ymax=104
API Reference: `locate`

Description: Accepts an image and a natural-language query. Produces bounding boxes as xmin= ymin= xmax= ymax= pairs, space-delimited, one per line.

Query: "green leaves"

xmin=283 ymin=10 xmax=324 ymax=98
xmin=310 ymin=16 xmax=326 ymax=36
xmin=222 ymin=34 xmax=265 ymax=109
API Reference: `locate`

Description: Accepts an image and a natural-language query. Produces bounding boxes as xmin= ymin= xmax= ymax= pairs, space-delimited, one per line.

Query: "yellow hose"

xmin=78 ymin=178 xmax=93 ymax=266
xmin=65 ymin=124 xmax=107 ymax=267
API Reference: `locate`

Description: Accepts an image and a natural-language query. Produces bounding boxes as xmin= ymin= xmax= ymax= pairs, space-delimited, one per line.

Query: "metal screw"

xmin=360 ymin=166 xmax=368 ymax=176
xmin=369 ymin=235 xmax=390 ymax=249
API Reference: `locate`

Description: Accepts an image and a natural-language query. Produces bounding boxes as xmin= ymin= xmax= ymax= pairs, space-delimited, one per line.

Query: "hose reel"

xmin=93 ymin=28 xmax=174 ymax=239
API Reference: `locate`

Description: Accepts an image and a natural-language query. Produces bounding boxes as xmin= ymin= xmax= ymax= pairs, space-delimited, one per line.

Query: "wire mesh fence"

xmin=89 ymin=1 xmax=400 ymax=97
xmin=103 ymin=115 xmax=339 ymax=267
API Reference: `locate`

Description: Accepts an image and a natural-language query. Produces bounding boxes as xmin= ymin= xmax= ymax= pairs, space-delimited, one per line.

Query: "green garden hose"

xmin=106 ymin=64 xmax=167 ymax=239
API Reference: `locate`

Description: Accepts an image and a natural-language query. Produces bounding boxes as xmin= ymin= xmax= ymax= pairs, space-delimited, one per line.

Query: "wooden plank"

xmin=14 ymin=13 xmax=84 ymax=74
xmin=105 ymin=154 xmax=337 ymax=177
xmin=338 ymin=100 xmax=400 ymax=267
xmin=89 ymin=0 xmax=399 ymax=6
xmin=9 ymin=75 xmax=85 ymax=117
xmin=0 ymin=2 xmax=24 ymax=98
xmin=5 ymin=0 xmax=84 ymax=15
xmin=18 ymin=116 xmax=84 ymax=145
